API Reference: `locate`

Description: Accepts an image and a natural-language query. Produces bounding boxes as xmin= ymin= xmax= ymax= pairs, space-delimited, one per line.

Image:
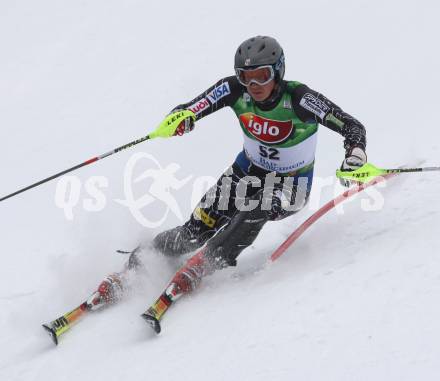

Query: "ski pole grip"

xmin=336 ymin=163 xmax=387 ymax=184
xmin=149 ymin=110 xmax=196 ymax=139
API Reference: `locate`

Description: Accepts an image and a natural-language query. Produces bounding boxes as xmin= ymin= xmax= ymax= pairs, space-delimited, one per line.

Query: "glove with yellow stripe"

xmin=339 ymin=147 xmax=367 ymax=187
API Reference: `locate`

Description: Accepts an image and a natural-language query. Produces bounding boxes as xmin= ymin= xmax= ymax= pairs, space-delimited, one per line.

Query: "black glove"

xmin=339 ymin=147 xmax=367 ymax=187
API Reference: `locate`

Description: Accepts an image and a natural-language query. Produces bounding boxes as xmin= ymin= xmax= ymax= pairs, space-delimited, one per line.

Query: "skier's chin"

xmin=249 ymin=92 xmax=268 ymax=102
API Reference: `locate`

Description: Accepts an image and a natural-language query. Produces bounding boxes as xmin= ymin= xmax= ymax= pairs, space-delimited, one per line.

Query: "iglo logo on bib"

xmin=239 ymin=113 xmax=294 ymax=144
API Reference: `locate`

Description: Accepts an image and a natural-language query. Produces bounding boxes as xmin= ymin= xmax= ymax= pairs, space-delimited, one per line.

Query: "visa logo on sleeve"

xmin=207 ymin=82 xmax=231 ymax=104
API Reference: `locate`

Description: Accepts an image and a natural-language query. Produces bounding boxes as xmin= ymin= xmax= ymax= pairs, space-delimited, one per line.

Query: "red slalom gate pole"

xmin=270 ymin=174 xmax=395 ymax=262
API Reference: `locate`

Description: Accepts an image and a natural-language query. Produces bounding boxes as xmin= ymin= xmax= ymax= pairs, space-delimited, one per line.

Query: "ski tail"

xmin=140 ymin=291 xmax=174 ymax=334
xmin=141 ymin=278 xmax=188 ymax=334
xmin=141 ymin=311 xmax=162 ymax=334
xmin=42 ymin=302 xmax=89 ymax=345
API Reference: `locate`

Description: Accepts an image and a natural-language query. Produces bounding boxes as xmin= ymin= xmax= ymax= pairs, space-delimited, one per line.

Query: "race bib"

xmin=242 ymin=132 xmax=318 ymax=173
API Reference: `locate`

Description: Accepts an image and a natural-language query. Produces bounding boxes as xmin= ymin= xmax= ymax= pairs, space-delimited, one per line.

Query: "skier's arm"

xmin=172 ymin=76 xmax=244 ymax=123
xmin=289 ymin=83 xmax=367 ymax=155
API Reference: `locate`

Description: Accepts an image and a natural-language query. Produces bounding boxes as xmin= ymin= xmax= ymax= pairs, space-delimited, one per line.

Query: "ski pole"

xmin=272 ymin=161 xmax=439 ymax=261
xmin=0 ymin=110 xmax=195 ymax=203
xmin=336 ymin=162 xmax=440 ymax=184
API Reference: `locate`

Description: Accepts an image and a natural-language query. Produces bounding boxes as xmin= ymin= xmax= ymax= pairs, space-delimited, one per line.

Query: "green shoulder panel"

xmin=286 ymin=81 xmax=304 ymax=91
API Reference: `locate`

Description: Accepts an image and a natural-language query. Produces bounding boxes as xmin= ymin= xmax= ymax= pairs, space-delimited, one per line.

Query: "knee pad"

xmin=152 ymin=225 xmax=200 ymax=257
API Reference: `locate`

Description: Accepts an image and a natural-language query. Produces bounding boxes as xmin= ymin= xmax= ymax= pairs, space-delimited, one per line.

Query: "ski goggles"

xmin=235 ymin=65 xmax=275 ymax=86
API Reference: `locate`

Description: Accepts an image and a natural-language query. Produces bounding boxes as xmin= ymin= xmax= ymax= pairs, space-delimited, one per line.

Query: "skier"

xmin=78 ymin=36 xmax=368 ymax=327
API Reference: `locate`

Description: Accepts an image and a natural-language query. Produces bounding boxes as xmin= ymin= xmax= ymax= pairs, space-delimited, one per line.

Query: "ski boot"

xmin=86 ymin=273 xmax=125 ymax=310
xmin=42 ymin=274 xmax=124 ymax=345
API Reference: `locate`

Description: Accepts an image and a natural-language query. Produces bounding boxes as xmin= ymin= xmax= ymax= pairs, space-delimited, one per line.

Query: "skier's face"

xmin=246 ymin=79 xmax=276 ymax=102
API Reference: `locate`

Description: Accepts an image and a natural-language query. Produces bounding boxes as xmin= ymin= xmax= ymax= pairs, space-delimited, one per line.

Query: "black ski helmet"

xmin=234 ymin=36 xmax=285 ymax=82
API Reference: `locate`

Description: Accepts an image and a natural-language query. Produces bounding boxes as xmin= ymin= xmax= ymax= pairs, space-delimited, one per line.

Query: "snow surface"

xmin=1 ymin=1 xmax=440 ymax=380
